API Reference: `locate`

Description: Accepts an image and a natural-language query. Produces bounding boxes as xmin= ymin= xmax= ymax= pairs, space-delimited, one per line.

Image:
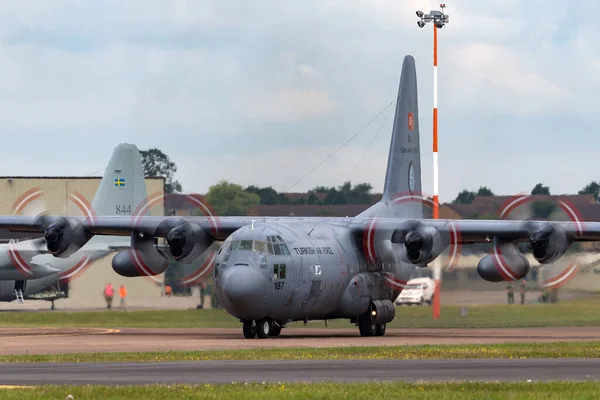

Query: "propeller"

xmin=497 ymin=194 xmax=587 ymax=293
xmin=9 ymin=187 xmax=95 ymax=282
xmin=131 ymin=192 xmax=221 ymax=299
xmin=366 ymin=190 xmax=461 ymax=320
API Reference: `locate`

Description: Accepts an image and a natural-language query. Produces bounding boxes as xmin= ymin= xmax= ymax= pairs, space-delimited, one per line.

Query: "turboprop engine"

xmin=529 ymin=223 xmax=571 ymax=264
xmin=43 ymin=217 xmax=92 ymax=258
xmin=477 ymin=239 xmax=530 ymax=282
xmin=393 ymin=225 xmax=445 ymax=267
xmin=165 ymin=222 xmax=210 ymax=263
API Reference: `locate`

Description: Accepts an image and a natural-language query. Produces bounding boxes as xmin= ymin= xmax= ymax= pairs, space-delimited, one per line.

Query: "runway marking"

xmin=1 ymin=328 xmax=120 ymax=339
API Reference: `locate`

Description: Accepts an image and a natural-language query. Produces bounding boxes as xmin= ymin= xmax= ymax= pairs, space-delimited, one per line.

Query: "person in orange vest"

xmin=165 ymin=285 xmax=172 ymax=297
xmin=119 ymin=284 xmax=127 ymax=308
xmin=103 ymin=283 xmax=114 ymax=309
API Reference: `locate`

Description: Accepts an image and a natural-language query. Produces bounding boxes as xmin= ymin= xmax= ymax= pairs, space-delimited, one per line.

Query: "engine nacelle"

xmin=112 ymin=249 xmax=169 ymax=277
xmin=112 ymin=231 xmax=169 ymax=277
xmin=401 ymin=226 xmax=444 ymax=266
xmin=371 ymin=299 xmax=395 ymax=324
xmin=530 ymin=224 xmax=570 ymax=264
xmin=166 ymin=222 xmax=209 ymax=263
xmin=43 ymin=217 xmax=92 ymax=258
xmin=477 ymin=241 xmax=530 ymax=282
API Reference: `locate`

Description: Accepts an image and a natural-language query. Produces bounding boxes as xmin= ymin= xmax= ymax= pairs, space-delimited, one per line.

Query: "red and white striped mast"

xmin=417 ymin=4 xmax=449 ymax=320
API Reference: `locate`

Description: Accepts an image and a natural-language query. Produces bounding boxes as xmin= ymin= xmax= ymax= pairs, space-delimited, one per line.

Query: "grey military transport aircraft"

xmin=0 ymin=143 xmax=150 ymax=308
xmin=0 ymin=55 xmax=597 ymax=337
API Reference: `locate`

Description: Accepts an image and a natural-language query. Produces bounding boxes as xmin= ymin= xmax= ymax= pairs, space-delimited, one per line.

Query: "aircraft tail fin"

xmin=90 ymin=143 xmax=149 ymax=217
xmin=359 ymin=55 xmax=424 ymax=219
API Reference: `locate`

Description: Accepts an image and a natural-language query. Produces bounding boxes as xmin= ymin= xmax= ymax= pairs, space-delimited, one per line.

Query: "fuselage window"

xmin=280 ymin=244 xmax=290 ymax=255
xmin=273 ymin=244 xmax=282 ymax=255
xmin=279 ymin=264 xmax=286 ymax=279
xmin=273 ymin=264 xmax=286 ymax=280
xmin=267 ymin=243 xmax=274 ymax=254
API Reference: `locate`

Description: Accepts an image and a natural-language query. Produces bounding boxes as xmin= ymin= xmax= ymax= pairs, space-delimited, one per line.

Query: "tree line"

xmin=139 ymin=148 xmax=375 ymax=215
xmin=141 ymin=147 xmax=600 ymax=217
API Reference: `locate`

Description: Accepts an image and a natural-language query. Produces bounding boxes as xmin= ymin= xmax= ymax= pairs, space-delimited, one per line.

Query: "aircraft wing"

xmin=1 ymin=214 xmax=600 ymax=279
xmin=1 ymin=214 xmax=600 ymax=244
xmin=349 ymin=218 xmax=600 ymax=243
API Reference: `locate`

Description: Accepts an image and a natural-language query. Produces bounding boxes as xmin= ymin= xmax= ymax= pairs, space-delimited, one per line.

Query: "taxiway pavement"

xmin=1 ymin=358 xmax=599 ymax=385
xmin=0 ymin=327 xmax=599 ymax=355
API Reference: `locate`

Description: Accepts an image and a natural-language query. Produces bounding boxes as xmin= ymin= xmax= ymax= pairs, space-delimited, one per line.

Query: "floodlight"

xmin=416 ymin=10 xmax=424 ymax=18
xmin=436 ymin=21 xmax=444 ymax=29
xmin=417 ymin=20 xmax=426 ymax=28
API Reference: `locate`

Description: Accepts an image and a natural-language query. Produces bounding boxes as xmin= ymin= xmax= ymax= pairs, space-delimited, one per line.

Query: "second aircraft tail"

xmin=91 ymin=143 xmax=149 ymax=217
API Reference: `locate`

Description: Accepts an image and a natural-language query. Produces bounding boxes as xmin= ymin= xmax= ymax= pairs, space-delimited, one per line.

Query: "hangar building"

xmin=0 ymin=176 xmax=197 ymax=309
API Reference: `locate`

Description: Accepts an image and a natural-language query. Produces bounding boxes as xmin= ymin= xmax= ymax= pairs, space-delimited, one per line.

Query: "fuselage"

xmin=0 ymin=235 xmax=128 ymax=302
xmin=214 ymin=220 xmax=417 ymax=323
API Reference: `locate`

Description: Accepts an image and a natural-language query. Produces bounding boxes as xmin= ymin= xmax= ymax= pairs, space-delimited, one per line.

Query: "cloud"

xmin=445 ymin=42 xmax=573 ymax=116
xmin=0 ymin=1 xmax=598 ymax=204
xmin=244 ymin=87 xmax=337 ymax=122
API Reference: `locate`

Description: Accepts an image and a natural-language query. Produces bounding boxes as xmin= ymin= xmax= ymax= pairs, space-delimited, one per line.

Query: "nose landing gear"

xmin=241 ymin=319 xmax=283 ymax=339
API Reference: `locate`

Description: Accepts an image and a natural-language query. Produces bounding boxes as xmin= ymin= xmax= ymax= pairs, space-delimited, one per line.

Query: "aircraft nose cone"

xmin=220 ymin=264 xmax=268 ymax=320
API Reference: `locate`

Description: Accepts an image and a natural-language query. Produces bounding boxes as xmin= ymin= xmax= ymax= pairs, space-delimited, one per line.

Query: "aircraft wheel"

xmin=358 ymin=313 xmax=376 ymax=337
xmin=242 ymin=322 xmax=256 ymax=339
xmin=256 ymin=319 xmax=271 ymax=339
xmin=270 ymin=325 xmax=282 ymax=337
xmin=375 ymin=323 xmax=386 ymax=336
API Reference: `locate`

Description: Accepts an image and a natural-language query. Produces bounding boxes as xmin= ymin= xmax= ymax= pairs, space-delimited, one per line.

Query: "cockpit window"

xmin=218 ymin=241 xmax=230 ymax=255
xmin=238 ymin=240 xmax=253 ymax=251
xmin=253 ymin=240 xmax=266 ymax=253
xmin=226 ymin=236 xmax=291 ymax=255
xmin=227 ymin=239 xmax=269 ymax=253
xmin=265 ymin=235 xmax=291 ymax=255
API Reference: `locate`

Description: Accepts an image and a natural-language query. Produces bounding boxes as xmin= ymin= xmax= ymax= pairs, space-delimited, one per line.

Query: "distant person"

xmin=165 ymin=285 xmax=172 ymax=297
xmin=119 ymin=284 xmax=127 ymax=308
xmin=506 ymin=283 xmax=514 ymax=304
xmin=539 ymin=288 xmax=549 ymax=303
xmin=197 ymin=282 xmax=206 ymax=309
xmin=550 ymin=287 xmax=559 ymax=304
xmin=103 ymin=283 xmax=114 ymax=309
xmin=520 ymin=279 xmax=526 ymax=305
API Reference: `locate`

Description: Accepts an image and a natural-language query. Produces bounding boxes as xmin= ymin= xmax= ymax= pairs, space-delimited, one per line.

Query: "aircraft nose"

xmin=220 ymin=264 xmax=268 ymax=319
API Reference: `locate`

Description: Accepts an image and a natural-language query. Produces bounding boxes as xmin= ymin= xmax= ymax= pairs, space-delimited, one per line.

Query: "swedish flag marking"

xmin=114 ymin=178 xmax=126 ymax=187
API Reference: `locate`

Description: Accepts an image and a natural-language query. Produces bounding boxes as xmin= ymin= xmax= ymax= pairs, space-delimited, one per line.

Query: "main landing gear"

xmin=357 ymin=310 xmax=386 ymax=337
xmin=242 ymin=318 xmax=282 ymax=339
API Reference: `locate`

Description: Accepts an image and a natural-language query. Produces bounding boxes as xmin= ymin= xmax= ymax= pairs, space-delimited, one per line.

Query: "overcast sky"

xmin=0 ymin=0 xmax=598 ymax=202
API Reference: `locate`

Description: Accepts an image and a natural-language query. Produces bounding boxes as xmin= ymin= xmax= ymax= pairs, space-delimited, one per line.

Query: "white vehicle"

xmin=395 ymin=277 xmax=435 ymax=306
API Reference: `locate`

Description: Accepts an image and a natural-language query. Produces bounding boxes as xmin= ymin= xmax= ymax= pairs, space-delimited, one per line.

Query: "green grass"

xmin=2 ymin=382 xmax=600 ymax=400
xmin=4 ymin=294 xmax=600 ymax=329
xmin=2 ymin=341 xmax=599 ymax=363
